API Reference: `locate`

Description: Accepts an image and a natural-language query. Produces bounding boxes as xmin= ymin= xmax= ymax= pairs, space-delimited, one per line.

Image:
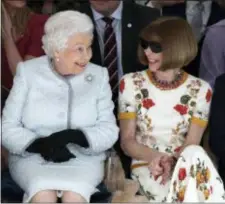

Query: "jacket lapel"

xmin=121 ymin=2 xmax=138 ymax=74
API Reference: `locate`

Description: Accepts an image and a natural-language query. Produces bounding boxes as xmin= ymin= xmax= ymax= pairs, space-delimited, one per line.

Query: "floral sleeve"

xmin=191 ymin=82 xmax=212 ymax=127
xmin=118 ymin=74 xmax=137 ymax=120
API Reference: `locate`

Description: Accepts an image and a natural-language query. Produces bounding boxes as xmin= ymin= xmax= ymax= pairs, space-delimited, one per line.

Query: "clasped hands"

xmin=26 ymin=129 xmax=89 ymax=163
xmin=149 ymin=154 xmax=177 ymax=185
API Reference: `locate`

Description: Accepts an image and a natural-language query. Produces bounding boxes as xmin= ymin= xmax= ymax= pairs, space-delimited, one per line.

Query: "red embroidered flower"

xmin=174 ymin=104 xmax=188 ymax=115
xmin=142 ymin=99 xmax=155 ymax=109
xmin=120 ymin=79 xmax=125 ymax=93
xmin=206 ymin=89 xmax=212 ymax=103
xmin=178 ymin=168 xmax=187 ymax=181
xmin=174 ymin=146 xmax=182 ymax=153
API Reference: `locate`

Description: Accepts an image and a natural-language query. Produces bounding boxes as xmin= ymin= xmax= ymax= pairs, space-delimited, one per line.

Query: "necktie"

xmin=102 ymin=17 xmax=118 ymax=104
xmin=191 ymin=1 xmax=204 ymax=42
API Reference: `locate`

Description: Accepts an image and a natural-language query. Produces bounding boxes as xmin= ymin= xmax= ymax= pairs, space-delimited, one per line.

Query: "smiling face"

xmin=144 ymin=47 xmax=163 ymax=72
xmin=138 ymin=17 xmax=198 ymax=73
xmin=54 ymin=32 xmax=93 ymax=76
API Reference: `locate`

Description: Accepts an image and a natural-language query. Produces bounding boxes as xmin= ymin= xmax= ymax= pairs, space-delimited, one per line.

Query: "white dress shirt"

xmin=91 ymin=1 xmax=123 ymax=79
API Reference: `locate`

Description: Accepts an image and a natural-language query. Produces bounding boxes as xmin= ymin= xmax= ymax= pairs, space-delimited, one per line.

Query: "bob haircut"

xmin=42 ymin=10 xmax=93 ymax=58
xmin=138 ymin=16 xmax=198 ymax=71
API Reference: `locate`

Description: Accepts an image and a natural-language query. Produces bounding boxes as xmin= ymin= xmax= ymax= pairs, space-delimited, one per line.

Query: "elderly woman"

xmin=118 ymin=17 xmax=225 ymax=202
xmin=2 ymin=11 xmax=118 ymax=203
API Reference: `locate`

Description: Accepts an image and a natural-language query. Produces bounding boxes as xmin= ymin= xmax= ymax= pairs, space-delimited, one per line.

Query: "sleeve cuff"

xmin=191 ymin=117 xmax=208 ymax=128
xmin=118 ymin=112 xmax=136 ymax=120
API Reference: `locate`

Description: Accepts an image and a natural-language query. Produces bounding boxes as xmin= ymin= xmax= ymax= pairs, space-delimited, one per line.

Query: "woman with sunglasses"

xmin=118 ymin=17 xmax=225 ymax=202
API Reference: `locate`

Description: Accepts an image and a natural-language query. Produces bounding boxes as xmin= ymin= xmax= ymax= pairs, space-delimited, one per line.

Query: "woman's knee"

xmin=30 ymin=190 xmax=57 ymax=202
xmin=62 ymin=191 xmax=87 ymax=203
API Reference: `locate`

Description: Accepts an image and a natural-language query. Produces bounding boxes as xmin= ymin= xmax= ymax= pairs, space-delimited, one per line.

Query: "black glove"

xmin=26 ymin=137 xmax=51 ymax=154
xmin=26 ymin=129 xmax=89 ymax=154
xmin=44 ymin=129 xmax=89 ymax=148
xmin=41 ymin=145 xmax=76 ymax=163
xmin=26 ymin=138 xmax=75 ymax=163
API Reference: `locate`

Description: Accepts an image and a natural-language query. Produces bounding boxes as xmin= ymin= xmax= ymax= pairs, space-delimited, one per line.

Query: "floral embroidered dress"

xmin=118 ymin=70 xmax=225 ymax=202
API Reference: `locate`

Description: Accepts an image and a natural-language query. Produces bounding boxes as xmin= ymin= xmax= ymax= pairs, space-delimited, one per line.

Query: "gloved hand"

xmin=42 ymin=145 xmax=76 ymax=163
xmin=26 ymin=129 xmax=87 ymax=162
xmin=26 ymin=137 xmax=75 ymax=163
xmin=26 ymin=137 xmax=51 ymax=154
xmin=26 ymin=129 xmax=89 ymax=153
xmin=44 ymin=129 xmax=89 ymax=148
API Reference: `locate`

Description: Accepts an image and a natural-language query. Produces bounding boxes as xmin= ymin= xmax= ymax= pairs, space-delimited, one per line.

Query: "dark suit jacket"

xmin=56 ymin=1 xmax=160 ymax=178
xmin=209 ymin=73 xmax=225 ymax=183
xmin=161 ymin=2 xmax=225 ymax=77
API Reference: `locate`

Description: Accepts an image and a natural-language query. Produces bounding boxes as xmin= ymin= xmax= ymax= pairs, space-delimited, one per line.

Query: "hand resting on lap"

xmin=26 ymin=129 xmax=89 ymax=162
xmin=148 ymin=153 xmax=177 ymax=185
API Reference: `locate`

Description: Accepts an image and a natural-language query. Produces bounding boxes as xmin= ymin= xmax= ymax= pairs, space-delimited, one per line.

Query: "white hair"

xmin=42 ymin=10 xmax=94 ymax=57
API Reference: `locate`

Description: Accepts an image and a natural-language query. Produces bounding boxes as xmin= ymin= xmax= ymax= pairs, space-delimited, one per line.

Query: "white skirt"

xmin=132 ymin=145 xmax=225 ymax=202
xmin=8 ymin=152 xmax=104 ymax=202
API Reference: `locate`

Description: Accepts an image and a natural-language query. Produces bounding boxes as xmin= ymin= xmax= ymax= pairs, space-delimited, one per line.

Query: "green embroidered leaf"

xmin=190 ymin=165 xmax=195 ymax=177
xmin=180 ymin=95 xmax=191 ymax=104
xmin=165 ymin=148 xmax=173 ymax=153
xmin=138 ymin=104 xmax=142 ymax=110
xmin=141 ymin=89 xmax=149 ymax=98
xmin=190 ymin=101 xmax=196 ymax=107
xmin=135 ymin=93 xmax=142 ymax=100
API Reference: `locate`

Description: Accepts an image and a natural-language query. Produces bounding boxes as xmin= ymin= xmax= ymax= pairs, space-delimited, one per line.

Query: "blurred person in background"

xmin=1 ymin=0 xmax=48 ymax=110
xmin=199 ymin=0 xmax=225 ymax=88
xmin=27 ymin=0 xmax=57 ymax=14
xmin=209 ymin=73 xmax=225 ymax=185
xmin=26 ymin=0 xmax=45 ymax=13
xmin=42 ymin=0 xmax=56 ymax=14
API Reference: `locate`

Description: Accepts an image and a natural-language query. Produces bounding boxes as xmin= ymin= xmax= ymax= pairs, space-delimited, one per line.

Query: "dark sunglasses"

xmin=140 ymin=38 xmax=162 ymax=53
